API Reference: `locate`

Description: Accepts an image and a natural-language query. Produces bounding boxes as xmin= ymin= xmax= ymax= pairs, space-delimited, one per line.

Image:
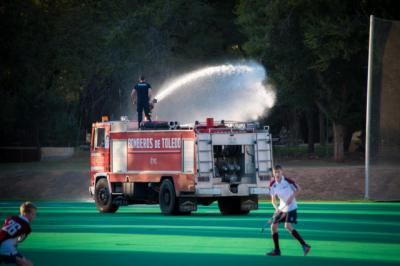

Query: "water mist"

xmin=153 ymin=61 xmax=275 ymax=124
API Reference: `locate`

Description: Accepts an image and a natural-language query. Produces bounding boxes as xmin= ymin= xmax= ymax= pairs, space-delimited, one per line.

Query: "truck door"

xmin=91 ymin=124 xmax=111 ymax=177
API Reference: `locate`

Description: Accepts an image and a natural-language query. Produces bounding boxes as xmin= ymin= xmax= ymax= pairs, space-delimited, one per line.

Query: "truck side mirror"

xmin=86 ymin=133 xmax=91 ymax=144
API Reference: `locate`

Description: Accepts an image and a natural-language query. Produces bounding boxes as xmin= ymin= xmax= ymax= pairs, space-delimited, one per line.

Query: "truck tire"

xmin=95 ymin=178 xmax=119 ymax=213
xmin=218 ymin=197 xmax=249 ymax=215
xmin=159 ymin=179 xmax=178 ymax=215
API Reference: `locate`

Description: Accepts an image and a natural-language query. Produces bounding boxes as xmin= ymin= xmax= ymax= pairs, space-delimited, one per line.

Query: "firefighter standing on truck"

xmin=131 ymin=75 xmax=153 ymax=128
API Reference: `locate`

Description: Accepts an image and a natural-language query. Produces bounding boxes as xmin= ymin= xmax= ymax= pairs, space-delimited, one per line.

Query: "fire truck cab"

xmin=89 ymin=117 xmax=273 ymax=215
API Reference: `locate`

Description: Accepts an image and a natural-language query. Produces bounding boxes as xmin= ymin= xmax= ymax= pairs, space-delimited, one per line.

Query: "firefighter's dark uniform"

xmin=133 ymin=81 xmax=152 ymax=127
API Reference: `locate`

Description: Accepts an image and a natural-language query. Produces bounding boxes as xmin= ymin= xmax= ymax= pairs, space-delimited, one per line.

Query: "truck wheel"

xmin=95 ymin=178 xmax=119 ymax=213
xmin=159 ymin=179 xmax=178 ymax=215
xmin=218 ymin=197 xmax=249 ymax=215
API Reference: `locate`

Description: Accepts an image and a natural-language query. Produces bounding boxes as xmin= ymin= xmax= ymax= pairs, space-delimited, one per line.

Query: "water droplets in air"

xmin=153 ymin=60 xmax=275 ymax=123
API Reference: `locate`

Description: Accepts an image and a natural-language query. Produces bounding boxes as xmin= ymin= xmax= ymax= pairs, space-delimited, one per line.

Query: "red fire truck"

xmin=89 ymin=117 xmax=273 ymax=215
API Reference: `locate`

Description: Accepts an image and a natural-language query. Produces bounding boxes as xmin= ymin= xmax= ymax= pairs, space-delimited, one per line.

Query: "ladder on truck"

xmin=196 ymin=133 xmax=213 ymax=184
xmin=255 ymin=128 xmax=273 ymax=183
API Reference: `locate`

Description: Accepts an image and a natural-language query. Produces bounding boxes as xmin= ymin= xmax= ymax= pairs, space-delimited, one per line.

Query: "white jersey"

xmin=269 ymin=176 xmax=298 ymax=212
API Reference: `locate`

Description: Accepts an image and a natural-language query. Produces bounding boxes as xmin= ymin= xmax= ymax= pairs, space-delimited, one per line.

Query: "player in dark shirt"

xmin=131 ymin=75 xmax=154 ymax=128
xmin=0 ymin=202 xmax=37 ymax=266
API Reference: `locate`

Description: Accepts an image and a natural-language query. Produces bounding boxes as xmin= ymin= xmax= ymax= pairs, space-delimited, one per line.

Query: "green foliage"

xmin=274 ymin=144 xmax=334 ymax=159
xmin=0 ymin=0 xmax=243 ymax=146
xmin=236 ymin=0 xmax=368 ymax=122
xmin=1 ymin=0 xmax=396 ymax=148
xmin=236 ymin=0 xmax=379 ymax=160
xmin=237 ymin=0 xmax=317 ymax=111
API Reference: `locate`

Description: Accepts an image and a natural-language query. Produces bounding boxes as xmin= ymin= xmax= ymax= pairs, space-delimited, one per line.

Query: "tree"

xmin=236 ymin=0 xmax=318 ymax=154
xmin=302 ymin=1 xmax=368 ymax=161
xmin=0 ymin=0 xmax=244 ymax=146
xmin=236 ymin=0 xmax=370 ymax=161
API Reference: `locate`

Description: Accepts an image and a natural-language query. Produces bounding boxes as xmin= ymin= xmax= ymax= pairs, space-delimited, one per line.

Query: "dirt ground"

xmin=0 ymin=152 xmax=91 ymax=201
xmin=0 ymin=154 xmax=399 ymax=201
xmin=0 ymin=169 xmax=90 ymax=201
xmin=285 ymin=165 xmax=400 ymax=201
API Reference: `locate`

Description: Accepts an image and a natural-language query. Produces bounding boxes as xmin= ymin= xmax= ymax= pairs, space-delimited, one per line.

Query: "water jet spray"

xmin=153 ymin=61 xmax=275 ymax=123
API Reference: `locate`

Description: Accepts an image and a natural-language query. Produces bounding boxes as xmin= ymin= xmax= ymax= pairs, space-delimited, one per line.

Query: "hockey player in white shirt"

xmin=266 ymin=165 xmax=311 ymax=256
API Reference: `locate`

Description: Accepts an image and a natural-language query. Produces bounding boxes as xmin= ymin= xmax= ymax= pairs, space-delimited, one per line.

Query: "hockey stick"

xmin=260 ymin=203 xmax=288 ymax=233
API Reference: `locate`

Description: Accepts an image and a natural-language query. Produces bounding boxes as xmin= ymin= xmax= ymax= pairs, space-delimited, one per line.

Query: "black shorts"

xmin=272 ymin=209 xmax=298 ymax=224
xmin=0 ymin=253 xmax=23 ymax=264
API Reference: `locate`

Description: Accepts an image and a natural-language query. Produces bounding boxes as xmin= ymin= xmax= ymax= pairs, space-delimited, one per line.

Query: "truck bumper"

xmin=249 ymin=187 xmax=269 ymax=195
xmin=195 ymin=184 xmax=269 ymax=197
xmin=196 ymin=188 xmax=222 ymax=195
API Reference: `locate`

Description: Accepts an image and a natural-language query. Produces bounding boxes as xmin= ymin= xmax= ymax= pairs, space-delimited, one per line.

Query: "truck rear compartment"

xmin=212 ymin=144 xmax=257 ymax=184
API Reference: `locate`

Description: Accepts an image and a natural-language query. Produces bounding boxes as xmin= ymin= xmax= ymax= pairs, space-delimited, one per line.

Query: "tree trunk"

xmin=306 ymin=109 xmax=315 ymax=156
xmin=333 ymin=122 xmax=345 ymax=162
xmin=319 ymin=111 xmax=326 ymax=145
xmin=288 ymin=108 xmax=300 ymax=146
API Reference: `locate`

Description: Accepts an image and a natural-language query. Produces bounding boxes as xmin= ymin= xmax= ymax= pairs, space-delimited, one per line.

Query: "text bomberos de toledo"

xmin=128 ymin=137 xmax=181 ymax=149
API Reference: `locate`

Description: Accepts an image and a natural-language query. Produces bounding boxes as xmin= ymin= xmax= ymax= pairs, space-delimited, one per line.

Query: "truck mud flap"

xmin=179 ymin=198 xmax=197 ymax=212
xmin=240 ymin=197 xmax=258 ymax=211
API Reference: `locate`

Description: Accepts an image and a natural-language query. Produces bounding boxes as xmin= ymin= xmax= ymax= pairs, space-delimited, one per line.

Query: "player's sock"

xmin=291 ymin=229 xmax=306 ymax=245
xmin=272 ymin=232 xmax=280 ymax=250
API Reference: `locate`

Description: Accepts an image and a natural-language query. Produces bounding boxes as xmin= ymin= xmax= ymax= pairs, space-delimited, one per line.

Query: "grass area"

xmin=0 ymin=202 xmax=399 ymax=266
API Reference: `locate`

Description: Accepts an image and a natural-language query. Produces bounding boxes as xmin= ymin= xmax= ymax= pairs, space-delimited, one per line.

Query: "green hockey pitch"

xmin=1 ymin=201 xmax=399 ymax=266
